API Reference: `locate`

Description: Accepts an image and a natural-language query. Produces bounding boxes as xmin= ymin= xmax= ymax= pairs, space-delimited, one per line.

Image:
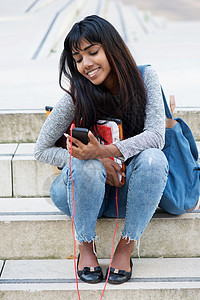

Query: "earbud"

xmin=71 ymin=123 xmax=75 ymax=130
xmin=70 ymin=123 xmax=75 ymax=135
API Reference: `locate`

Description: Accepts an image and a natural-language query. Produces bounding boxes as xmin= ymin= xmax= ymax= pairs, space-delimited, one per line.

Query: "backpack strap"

xmin=137 ymin=64 xmax=172 ymax=119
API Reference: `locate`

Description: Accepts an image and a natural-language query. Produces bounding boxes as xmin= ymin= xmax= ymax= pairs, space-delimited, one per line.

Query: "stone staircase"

xmin=0 ymin=197 xmax=200 ymax=260
xmin=0 ymin=118 xmax=200 ymax=299
xmin=1 ymin=0 xmax=200 ymax=299
xmin=1 ymin=258 xmax=200 ymax=299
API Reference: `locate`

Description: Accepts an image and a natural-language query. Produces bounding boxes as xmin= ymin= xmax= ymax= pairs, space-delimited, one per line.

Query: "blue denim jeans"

xmin=50 ymin=148 xmax=169 ymax=243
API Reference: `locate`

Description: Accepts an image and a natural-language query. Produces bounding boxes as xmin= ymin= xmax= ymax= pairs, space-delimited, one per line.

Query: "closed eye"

xmin=74 ymin=48 xmax=99 ymax=63
xmin=90 ymin=50 xmax=98 ymax=56
xmin=76 ymin=58 xmax=82 ymax=63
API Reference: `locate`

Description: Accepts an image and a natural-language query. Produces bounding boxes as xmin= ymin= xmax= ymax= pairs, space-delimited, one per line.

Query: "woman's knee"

xmin=50 ymin=158 xmax=106 ymax=213
xmin=50 ymin=172 xmax=71 ymax=215
xmin=142 ymin=148 xmax=168 ymax=170
xmin=68 ymin=157 xmax=107 ymax=184
xmin=131 ymin=148 xmax=169 ymax=177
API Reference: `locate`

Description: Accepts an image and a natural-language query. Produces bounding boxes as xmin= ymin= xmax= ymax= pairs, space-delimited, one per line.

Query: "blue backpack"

xmin=138 ymin=65 xmax=200 ymax=215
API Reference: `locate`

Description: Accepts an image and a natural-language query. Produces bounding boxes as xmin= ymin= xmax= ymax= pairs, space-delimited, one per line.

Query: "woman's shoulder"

xmin=138 ymin=65 xmax=161 ymax=92
xmin=137 ymin=64 xmax=158 ymax=81
xmin=54 ymin=92 xmax=74 ymax=108
xmin=52 ymin=92 xmax=75 ymax=115
xmin=44 ymin=92 xmax=75 ymax=127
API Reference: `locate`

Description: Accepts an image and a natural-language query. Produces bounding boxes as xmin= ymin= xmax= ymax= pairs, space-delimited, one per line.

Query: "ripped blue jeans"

xmin=50 ymin=148 xmax=169 ymax=243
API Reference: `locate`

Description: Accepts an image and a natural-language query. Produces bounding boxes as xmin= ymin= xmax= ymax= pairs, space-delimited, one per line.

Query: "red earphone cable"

xmin=100 ymin=187 xmax=119 ymax=300
xmin=69 ymin=125 xmax=81 ymax=300
xmin=69 ymin=124 xmax=119 ymax=300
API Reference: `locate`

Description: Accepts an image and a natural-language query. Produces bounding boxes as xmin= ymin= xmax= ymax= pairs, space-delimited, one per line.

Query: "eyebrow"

xmin=72 ymin=44 xmax=98 ymax=56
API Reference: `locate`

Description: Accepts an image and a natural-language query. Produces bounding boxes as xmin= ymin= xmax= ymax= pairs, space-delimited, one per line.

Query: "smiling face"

xmin=72 ymin=39 xmax=117 ymax=94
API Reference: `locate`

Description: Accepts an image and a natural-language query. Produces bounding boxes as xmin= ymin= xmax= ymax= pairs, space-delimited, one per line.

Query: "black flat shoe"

xmin=105 ymin=258 xmax=133 ymax=284
xmin=77 ymin=254 xmax=103 ymax=284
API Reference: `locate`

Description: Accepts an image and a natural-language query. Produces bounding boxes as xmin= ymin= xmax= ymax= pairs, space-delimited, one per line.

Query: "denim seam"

xmin=121 ymin=167 xmax=138 ymax=240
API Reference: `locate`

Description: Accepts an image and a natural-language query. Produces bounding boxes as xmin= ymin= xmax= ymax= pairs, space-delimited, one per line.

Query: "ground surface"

xmin=122 ymin=0 xmax=200 ymax=21
xmin=0 ymin=0 xmax=200 ymax=110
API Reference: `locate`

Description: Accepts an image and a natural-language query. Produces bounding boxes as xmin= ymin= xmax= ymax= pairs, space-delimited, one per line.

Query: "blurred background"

xmin=0 ymin=0 xmax=200 ymax=110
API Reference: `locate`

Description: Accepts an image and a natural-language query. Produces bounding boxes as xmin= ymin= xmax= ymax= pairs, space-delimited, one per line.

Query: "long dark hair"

xmin=59 ymin=15 xmax=146 ymax=139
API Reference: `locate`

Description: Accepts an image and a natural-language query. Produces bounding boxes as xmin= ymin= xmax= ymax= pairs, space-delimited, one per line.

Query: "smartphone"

xmin=71 ymin=127 xmax=89 ymax=145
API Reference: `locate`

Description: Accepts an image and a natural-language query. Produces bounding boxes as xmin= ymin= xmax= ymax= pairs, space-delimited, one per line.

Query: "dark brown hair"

xmin=59 ymin=15 xmax=146 ymax=139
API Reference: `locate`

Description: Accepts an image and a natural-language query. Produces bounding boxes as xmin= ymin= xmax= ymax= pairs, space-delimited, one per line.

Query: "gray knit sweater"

xmin=34 ymin=66 xmax=165 ymax=168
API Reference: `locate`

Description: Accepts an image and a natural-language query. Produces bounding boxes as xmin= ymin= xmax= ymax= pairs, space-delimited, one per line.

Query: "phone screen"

xmin=71 ymin=128 xmax=89 ymax=145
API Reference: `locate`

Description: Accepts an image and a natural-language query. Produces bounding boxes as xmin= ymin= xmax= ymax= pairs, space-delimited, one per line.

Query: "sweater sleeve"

xmin=34 ymin=93 xmax=75 ymax=168
xmin=114 ymin=66 xmax=165 ymax=161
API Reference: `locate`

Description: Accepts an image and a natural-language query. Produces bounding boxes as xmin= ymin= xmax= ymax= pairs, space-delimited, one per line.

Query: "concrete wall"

xmin=1 ymin=111 xmax=200 ymax=143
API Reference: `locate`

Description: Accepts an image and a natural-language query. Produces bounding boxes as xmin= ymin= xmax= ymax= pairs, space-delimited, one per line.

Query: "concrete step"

xmin=1 ymin=109 xmax=200 ymax=143
xmin=0 ymin=143 xmax=18 ymax=197
xmin=12 ymin=143 xmax=57 ymax=197
xmin=0 ymin=143 xmax=56 ymax=197
xmin=1 ymin=141 xmax=200 ymax=197
xmin=0 ymin=110 xmax=46 ymax=144
xmin=0 ymin=258 xmax=200 ymax=299
xmin=0 ymin=197 xmax=200 ymax=260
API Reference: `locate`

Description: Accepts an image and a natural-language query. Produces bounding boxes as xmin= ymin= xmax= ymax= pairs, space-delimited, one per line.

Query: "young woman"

xmin=34 ymin=15 xmax=169 ymax=284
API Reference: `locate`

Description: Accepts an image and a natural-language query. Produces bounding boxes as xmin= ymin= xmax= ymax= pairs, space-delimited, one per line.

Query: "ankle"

xmin=78 ymin=242 xmax=99 ymax=269
xmin=79 ymin=241 xmax=96 ymax=255
xmin=116 ymin=238 xmax=134 ymax=254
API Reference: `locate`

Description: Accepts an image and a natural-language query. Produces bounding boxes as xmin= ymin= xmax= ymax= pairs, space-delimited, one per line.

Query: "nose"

xmin=82 ymin=55 xmax=93 ymax=69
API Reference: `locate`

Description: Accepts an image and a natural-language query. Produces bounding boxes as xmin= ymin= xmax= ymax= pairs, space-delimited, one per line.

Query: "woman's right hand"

xmin=99 ymin=158 xmax=125 ymax=187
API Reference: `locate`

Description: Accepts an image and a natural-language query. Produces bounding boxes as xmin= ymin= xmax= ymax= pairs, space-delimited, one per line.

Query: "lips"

xmin=87 ymin=67 xmax=100 ymax=78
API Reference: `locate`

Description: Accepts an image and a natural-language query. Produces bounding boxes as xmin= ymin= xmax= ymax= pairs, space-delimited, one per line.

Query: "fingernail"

xmin=122 ymin=172 xmax=126 ymax=177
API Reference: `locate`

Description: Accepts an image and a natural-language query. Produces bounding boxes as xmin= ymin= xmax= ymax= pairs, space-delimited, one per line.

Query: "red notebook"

xmin=95 ymin=119 xmax=125 ymax=183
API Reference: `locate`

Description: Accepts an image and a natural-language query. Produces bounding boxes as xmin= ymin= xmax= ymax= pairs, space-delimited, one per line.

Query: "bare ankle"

xmin=116 ymin=237 xmax=134 ymax=254
xmin=79 ymin=241 xmax=93 ymax=252
xmin=78 ymin=242 xmax=98 ymax=269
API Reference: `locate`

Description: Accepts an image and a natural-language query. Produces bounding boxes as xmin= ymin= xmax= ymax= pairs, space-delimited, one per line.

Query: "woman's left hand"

xmin=65 ymin=131 xmax=104 ymax=160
